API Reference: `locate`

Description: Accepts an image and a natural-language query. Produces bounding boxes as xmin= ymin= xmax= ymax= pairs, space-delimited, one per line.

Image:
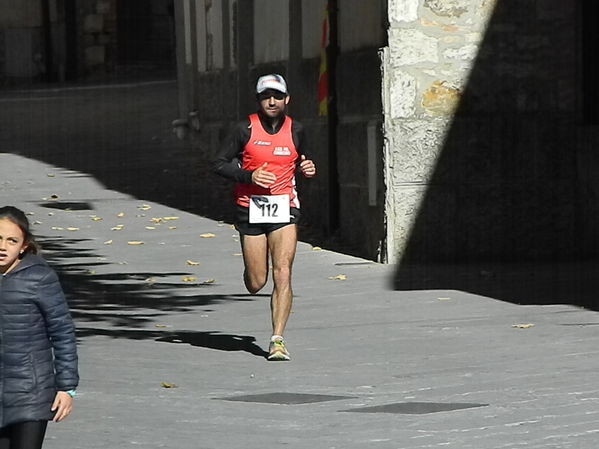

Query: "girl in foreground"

xmin=0 ymin=206 xmax=78 ymax=449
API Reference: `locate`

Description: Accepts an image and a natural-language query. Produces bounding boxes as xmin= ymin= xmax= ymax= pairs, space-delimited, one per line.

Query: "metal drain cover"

xmin=219 ymin=392 xmax=355 ymax=405
xmin=342 ymin=402 xmax=488 ymax=414
xmin=39 ymin=201 xmax=94 ymax=211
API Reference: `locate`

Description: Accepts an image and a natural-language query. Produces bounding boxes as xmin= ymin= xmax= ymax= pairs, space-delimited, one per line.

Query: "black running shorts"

xmin=235 ymin=205 xmax=300 ymax=236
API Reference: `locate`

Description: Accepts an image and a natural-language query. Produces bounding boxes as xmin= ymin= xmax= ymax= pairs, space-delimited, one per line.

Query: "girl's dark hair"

xmin=0 ymin=206 xmax=39 ymax=255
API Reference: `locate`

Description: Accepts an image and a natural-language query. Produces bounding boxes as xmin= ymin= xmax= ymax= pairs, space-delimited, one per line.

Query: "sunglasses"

xmin=257 ymin=90 xmax=287 ymax=101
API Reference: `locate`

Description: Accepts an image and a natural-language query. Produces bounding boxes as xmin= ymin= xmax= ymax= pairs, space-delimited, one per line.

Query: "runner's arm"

xmin=293 ymin=122 xmax=316 ymax=177
xmin=213 ymin=121 xmax=253 ymax=184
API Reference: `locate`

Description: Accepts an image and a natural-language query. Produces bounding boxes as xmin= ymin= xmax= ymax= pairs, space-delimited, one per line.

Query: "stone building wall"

xmin=384 ymin=0 xmax=583 ymax=265
xmin=175 ymin=0 xmax=386 ymax=260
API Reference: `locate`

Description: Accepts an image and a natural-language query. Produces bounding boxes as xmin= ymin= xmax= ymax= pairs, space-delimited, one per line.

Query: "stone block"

xmin=424 ymin=0 xmax=470 ymax=18
xmin=85 ymin=45 xmax=105 ymax=66
xmin=421 ymin=80 xmax=461 ymax=116
xmin=389 ymin=118 xmax=448 ymax=184
xmin=389 ymin=0 xmax=419 ymax=23
xmin=96 ymin=1 xmax=112 ymax=15
xmin=84 ymin=14 xmax=104 ymax=34
xmin=388 ymin=28 xmax=438 ymax=66
xmin=442 ymin=44 xmax=479 ymax=61
xmin=389 ymin=71 xmax=416 ymax=119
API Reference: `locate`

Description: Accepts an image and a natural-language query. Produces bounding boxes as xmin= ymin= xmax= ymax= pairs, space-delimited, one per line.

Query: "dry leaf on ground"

xmin=186 ymin=260 xmax=200 ymax=266
xmin=160 ymin=382 xmax=178 ymax=388
xmin=512 ymin=323 xmax=535 ymax=329
xmin=200 ymin=233 xmax=216 ymax=238
xmin=328 ymin=274 xmax=347 ymax=280
xmin=182 ymin=276 xmax=198 ymax=282
xmin=127 ymin=241 xmax=145 ymax=245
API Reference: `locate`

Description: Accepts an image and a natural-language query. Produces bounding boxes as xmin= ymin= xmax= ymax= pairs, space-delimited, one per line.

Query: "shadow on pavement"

xmin=38 ymin=236 xmax=268 ymax=353
xmin=394 ymin=262 xmax=599 ymax=312
xmin=76 ymin=328 xmax=268 ymax=358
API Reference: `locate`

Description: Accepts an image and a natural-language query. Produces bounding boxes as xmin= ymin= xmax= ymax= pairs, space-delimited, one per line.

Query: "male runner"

xmin=213 ymin=74 xmax=316 ymax=361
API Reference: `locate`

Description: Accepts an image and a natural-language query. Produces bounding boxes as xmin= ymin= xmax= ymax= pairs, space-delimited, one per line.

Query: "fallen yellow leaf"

xmin=66 ymin=227 xmax=79 ymax=231
xmin=163 ymin=216 xmax=179 ymax=221
xmin=51 ymin=226 xmax=64 ymax=230
xmin=91 ymin=217 xmax=103 ymax=221
xmin=200 ymin=233 xmax=216 ymax=238
xmin=111 ymin=225 xmax=124 ymax=231
xmin=186 ymin=260 xmax=200 ymax=266
xmin=117 ymin=212 xmax=125 ymax=217
xmin=138 ymin=204 xmax=152 ymax=211
xmin=104 ymin=240 xmax=113 ymax=245
xmin=160 ymin=382 xmax=178 ymax=389
xmin=312 ymin=246 xmax=322 ymax=251
xmin=182 ymin=276 xmax=198 ymax=282
xmin=202 ymin=279 xmax=216 ymax=284
xmin=151 ymin=217 xmax=163 ymax=223
xmin=512 ymin=323 xmax=535 ymax=329
xmin=168 ymin=226 xmax=177 ymax=230
xmin=127 ymin=241 xmax=145 ymax=245
xmin=145 ymin=226 xmax=156 ymax=230
xmin=328 ymin=274 xmax=347 ymax=280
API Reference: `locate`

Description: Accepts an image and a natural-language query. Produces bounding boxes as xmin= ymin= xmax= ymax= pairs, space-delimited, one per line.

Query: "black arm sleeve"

xmin=292 ymin=121 xmax=310 ymax=163
xmin=212 ymin=120 xmax=253 ymax=184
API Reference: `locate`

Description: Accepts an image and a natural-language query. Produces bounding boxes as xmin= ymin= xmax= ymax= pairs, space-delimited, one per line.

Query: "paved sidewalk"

xmin=2 ymin=152 xmax=599 ymax=449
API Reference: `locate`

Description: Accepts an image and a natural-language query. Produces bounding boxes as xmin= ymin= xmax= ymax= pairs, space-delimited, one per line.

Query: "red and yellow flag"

xmin=318 ymin=5 xmax=329 ymax=116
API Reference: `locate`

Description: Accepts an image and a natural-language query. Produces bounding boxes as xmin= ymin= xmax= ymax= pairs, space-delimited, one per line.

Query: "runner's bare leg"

xmin=241 ymin=234 xmax=269 ymax=294
xmin=267 ymin=224 xmax=297 ymax=336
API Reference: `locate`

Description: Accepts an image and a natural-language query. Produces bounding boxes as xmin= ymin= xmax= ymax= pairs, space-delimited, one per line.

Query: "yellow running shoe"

xmin=268 ymin=338 xmax=290 ymax=361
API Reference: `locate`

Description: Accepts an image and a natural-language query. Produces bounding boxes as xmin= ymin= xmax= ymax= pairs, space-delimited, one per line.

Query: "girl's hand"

xmin=51 ymin=391 xmax=73 ymax=422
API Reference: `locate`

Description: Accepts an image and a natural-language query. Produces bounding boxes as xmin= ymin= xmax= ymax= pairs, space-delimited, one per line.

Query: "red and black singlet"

xmin=234 ymin=113 xmax=299 ymax=208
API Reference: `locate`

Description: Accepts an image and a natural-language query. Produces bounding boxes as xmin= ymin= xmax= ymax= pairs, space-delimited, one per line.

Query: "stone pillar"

xmin=383 ymin=0 xmax=491 ymax=263
xmin=383 ymin=0 xmax=579 ymax=265
xmin=81 ymin=0 xmax=117 ymax=75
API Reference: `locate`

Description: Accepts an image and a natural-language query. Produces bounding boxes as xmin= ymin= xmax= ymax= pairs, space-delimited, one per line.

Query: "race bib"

xmin=249 ymin=195 xmax=290 ymax=224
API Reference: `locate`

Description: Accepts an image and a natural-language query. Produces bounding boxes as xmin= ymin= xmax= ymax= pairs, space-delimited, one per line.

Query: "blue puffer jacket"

xmin=0 ymin=253 xmax=78 ymax=428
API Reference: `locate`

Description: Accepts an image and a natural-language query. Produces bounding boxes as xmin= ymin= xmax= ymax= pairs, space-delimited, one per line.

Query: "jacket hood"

xmin=6 ymin=253 xmax=48 ymax=275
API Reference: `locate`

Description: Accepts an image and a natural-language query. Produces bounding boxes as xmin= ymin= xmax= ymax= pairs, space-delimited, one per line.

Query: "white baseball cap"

xmin=256 ymin=74 xmax=288 ymax=95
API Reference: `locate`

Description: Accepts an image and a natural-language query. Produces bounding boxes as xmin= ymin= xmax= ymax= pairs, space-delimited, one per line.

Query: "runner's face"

xmin=0 ymin=218 xmax=27 ymax=274
xmin=258 ymin=90 xmax=289 ymax=119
